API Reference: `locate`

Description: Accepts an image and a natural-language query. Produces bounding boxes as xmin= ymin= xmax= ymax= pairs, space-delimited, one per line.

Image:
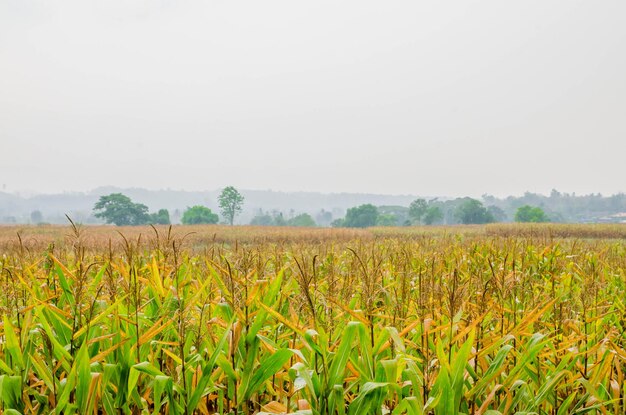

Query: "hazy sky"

xmin=1 ymin=1 xmax=625 ymax=197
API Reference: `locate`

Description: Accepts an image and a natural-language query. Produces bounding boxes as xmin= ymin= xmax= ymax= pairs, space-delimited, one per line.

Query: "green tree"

xmin=409 ymin=199 xmax=443 ymax=225
xmin=93 ymin=193 xmax=149 ymax=226
xmin=218 ymin=186 xmax=244 ymax=225
xmin=515 ymin=205 xmax=550 ymax=223
xmin=487 ymin=205 xmax=508 ymax=222
xmin=250 ymin=210 xmax=286 ymax=226
xmin=422 ymin=205 xmax=443 ymax=225
xmin=408 ymin=199 xmax=428 ymax=223
xmin=250 ymin=213 xmax=275 ymax=226
xmin=149 ymin=209 xmax=171 ymax=225
xmin=454 ymin=198 xmax=495 ymax=224
xmin=181 ymin=205 xmax=219 ymax=225
xmin=344 ymin=204 xmax=379 ymax=228
xmin=376 ymin=213 xmax=398 ymax=226
xmin=287 ymin=213 xmax=316 ymax=227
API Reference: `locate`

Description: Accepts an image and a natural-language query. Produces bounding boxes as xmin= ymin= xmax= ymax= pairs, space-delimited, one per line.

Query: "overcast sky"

xmin=1 ymin=1 xmax=625 ymax=197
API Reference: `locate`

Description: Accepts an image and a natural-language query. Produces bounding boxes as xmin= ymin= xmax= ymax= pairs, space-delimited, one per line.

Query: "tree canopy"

xmin=287 ymin=213 xmax=316 ymax=227
xmin=181 ymin=206 xmax=218 ymax=225
xmin=343 ymin=204 xmax=379 ymax=228
xmin=149 ymin=209 xmax=171 ymax=225
xmin=454 ymin=198 xmax=495 ymax=224
xmin=93 ymin=193 xmax=170 ymax=226
xmin=93 ymin=193 xmax=150 ymax=226
xmin=218 ymin=186 xmax=244 ymax=225
xmin=409 ymin=198 xmax=443 ymax=225
xmin=515 ymin=205 xmax=550 ymax=223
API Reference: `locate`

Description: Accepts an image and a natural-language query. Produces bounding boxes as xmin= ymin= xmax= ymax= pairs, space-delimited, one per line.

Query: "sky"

xmin=1 ymin=0 xmax=625 ymax=198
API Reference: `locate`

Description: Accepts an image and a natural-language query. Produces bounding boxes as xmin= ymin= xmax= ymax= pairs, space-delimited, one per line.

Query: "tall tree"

xmin=408 ymin=199 xmax=428 ymax=223
xmin=218 ymin=186 xmax=244 ymax=225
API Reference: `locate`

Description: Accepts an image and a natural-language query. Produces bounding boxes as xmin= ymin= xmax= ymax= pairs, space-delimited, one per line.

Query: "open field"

xmin=0 ymin=224 xmax=625 ymax=414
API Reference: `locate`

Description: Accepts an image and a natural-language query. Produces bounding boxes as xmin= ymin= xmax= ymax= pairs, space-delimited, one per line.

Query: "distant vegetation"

xmin=181 ymin=205 xmax=219 ymax=225
xmin=218 ymin=186 xmax=244 ymax=226
xmin=2 ymin=187 xmax=625 ymax=225
xmin=515 ymin=205 xmax=550 ymax=223
xmin=93 ymin=193 xmax=170 ymax=225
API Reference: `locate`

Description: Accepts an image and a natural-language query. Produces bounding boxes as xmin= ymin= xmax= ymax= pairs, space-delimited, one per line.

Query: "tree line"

xmin=92 ymin=187 xmax=550 ymax=227
xmin=93 ymin=186 xmax=244 ymax=226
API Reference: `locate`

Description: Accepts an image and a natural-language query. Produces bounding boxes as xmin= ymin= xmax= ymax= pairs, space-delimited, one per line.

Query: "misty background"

xmin=1 ymin=1 xmax=625 ymax=218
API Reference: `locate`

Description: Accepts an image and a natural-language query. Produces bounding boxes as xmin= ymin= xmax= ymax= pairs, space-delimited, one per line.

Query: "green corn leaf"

xmin=187 ymin=319 xmax=233 ymax=411
xmin=328 ymin=322 xmax=360 ymax=388
xmin=347 ymin=381 xmax=388 ymax=415
xmin=76 ymin=343 xmax=92 ymax=412
xmin=241 ymin=348 xmax=293 ymax=402
xmin=0 ymin=375 xmax=23 ymax=411
xmin=3 ymin=315 xmax=24 ymax=370
xmin=153 ymin=375 xmax=173 ymax=414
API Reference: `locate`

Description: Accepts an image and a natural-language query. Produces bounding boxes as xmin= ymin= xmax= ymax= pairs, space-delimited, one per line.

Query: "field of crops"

xmin=0 ymin=224 xmax=625 ymax=414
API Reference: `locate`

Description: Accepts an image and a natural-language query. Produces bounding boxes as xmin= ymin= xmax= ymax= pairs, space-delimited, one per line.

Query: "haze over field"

xmin=1 ymin=1 xmax=625 ymax=198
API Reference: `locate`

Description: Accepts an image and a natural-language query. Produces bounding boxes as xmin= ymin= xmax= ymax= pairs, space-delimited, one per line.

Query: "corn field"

xmin=0 ymin=224 xmax=625 ymax=414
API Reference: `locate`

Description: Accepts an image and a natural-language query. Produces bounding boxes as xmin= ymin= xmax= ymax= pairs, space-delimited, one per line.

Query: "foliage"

xmin=181 ymin=205 xmax=218 ymax=225
xmin=408 ymin=198 xmax=428 ymax=222
xmin=409 ymin=199 xmax=443 ymax=225
xmin=487 ymin=205 xmax=508 ymax=222
xmin=287 ymin=213 xmax=316 ymax=227
xmin=515 ymin=204 xmax=550 ymax=223
xmin=377 ymin=205 xmax=409 ymax=226
xmin=93 ymin=193 xmax=150 ymax=226
xmin=218 ymin=186 xmax=244 ymax=225
xmin=250 ymin=211 xmax=287 ymax=226
xmin=0 ymin=226 xmax=624 ymax=413
xmin=343 ymin=204 xmax=379 ymax=228
xmin=149 ymin=209 xmax=171 ymax=225
xmin=422 ymin=205 xmax=444 ymax=225
xmin=376 ymin=213 xmax=397 ymax=226
xmin=454 ymin=198 xmax=496 ymax=224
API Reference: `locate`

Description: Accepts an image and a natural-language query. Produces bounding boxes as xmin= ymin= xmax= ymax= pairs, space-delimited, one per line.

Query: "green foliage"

xmin=1 ymin=227 xmax=624 ymax=413
xmin=343 ymin=204 xmax=379 ymax=228
xmin=515 ymin=205 xmax=550 ymax=223
xmin=288 ymin=213 xmax=316 ymax=227
xmin=377 ymin=206 xmax=409 ymax=226
xmin=487 ymin=205 xmax=508 ymax=222
xmin=422 ymin=205 xmax=443 ymax=225
xmin=409 ymin=199 xmax=443 ymax=225
xmin=93 ymin=193 xmax=170 ymax=226
xmin=454 ymin=198 xmax=496 ymax=224
xmin=149 ymin=209 xmax=171 ymax=225
xmin=250 ymin=211 xmax=289 ymax=226
xmin=250 ymin=212 xmax=316 ymax=227
xmin=181 ymin=205 xmax=218 ymax=225
xmin=408 ymin=199 xmax=428 ymax=222
xmin=218 ymin=186 xmax=244 ymax=225
xmin=376 ymin=213 xmax=398 ymax=226
xmin=93 ymin=193 xmax=149 ymax=226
